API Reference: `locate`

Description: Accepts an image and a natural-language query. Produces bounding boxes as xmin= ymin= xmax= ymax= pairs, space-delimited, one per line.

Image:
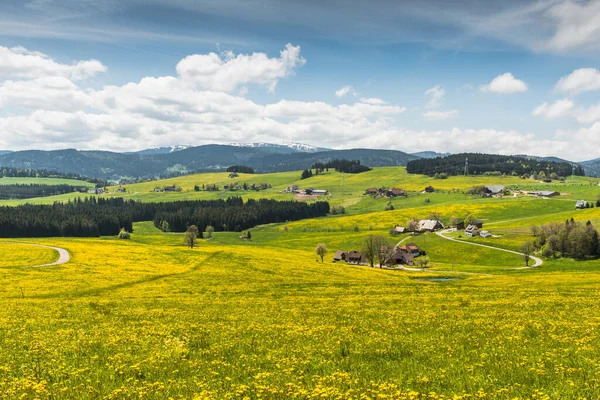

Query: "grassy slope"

xmin=0 ymin=177 xmax=94 ymax=187
xmin=2 ymin=223 xmax=600 ymax=398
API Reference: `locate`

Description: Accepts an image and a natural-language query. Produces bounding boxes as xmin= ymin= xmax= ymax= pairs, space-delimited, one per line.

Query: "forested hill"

xmin=406 ymin=153 xmax=584 ymax=177
xmin=0 ymin=146 xmax=418 ymax=180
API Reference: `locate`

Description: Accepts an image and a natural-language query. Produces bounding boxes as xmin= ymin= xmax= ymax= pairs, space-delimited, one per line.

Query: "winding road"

xmin=3 ymin=242 xmax=70 ymax=268
xmin=435 ymin=229 xmax=542 ymax=268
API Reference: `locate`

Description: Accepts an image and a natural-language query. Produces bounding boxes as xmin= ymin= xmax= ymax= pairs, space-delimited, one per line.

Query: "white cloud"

xmin=0 ymin=76 xmax=90 ymax=111
xmin=545 ymin=0 xmax=600 ymax=51
xmin=0 ymin=46 xmax=106 ymax=80
xmin=176 ymin=43 xmax=305 ymax=92
xmin=423 ymin=110 xmax=458 ymax=121
xmin=424 ymin=84 xmax=444 ymax=108
xmin=577 ymin=103 xmax=600 ymax=125
xmin=335 ymin=85 xmax=358 ymax=98
xmin=532 ymin=98 xmax=574 ymax=120
xmin=359 ymin=97 xmax=386 ymax=105
xmin=554 ymin=68 xmax=600 ymax=95
xmin=480 ymin=73 xmax=527 ymax=94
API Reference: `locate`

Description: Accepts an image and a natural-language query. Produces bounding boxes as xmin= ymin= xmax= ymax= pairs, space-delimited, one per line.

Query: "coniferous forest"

xmin=406 ymin=153 xmax=584 ymax=177
xmin=0 ymin=184 xmax=87 ymax=200
xmin=0 ymin=197 xmax=330 ymax=238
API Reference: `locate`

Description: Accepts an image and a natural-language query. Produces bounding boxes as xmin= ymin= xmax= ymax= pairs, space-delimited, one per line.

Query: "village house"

xmin=365 ymin=188 xmax=378 ymax=195
xmin=305 ymin=188 xmax=328 ymax=196
xmin=88 ymin=187 xmax=103 ymax=195
xmin=418 ymin=219 xmax=444 ymax=232
xmin=399 ymin=243 xmax=422 ymax=257
xmin=388 ymin=248 xmax=414 ymax=266
xmin=576 ymin=200 xmax=588 ymax=209
xmin=391 ymin=225 xmax=406 ymax=235
xmin=333 ymin=250 xmax=348 ymax=262
xmin=164 ymin=185 xmax=181 ymax=192
xmin=484 ymin=185 xmax=505 ymax=196
xmin=387 ymin=188 xmax=406 ymax=197
xmin=116 ymin=186 xmax=126 ymax=193
xmin=153 ymin=186 xmax=162 ymax=192
xmin=346 ymin=251 xmax=364 ymax=264
xmin=465 ymin=224 xmax=480 ymax=237
xmin=452 ymin=220 xmax=465 ymax=230
xmin=480 ymin=230 xmax=492 ymax=238
xmin=285 ymin=185 xmax=299 ymax=193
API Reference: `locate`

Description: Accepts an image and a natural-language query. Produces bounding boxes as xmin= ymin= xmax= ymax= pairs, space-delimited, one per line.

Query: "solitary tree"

xmin=520 ymin=241 xmax=534 ymax=266
xmin=406 ymin=218 xmax=419 ymax=233
xmin=449 ymin=216 xmax=458 ymax=227
xmin=205 ymin=225 xmax=215 ymax=239
xmin=416 ymin=256 xmax=430 ymax=270
xmin=315 ymin=243 xmax=328 ymax=262
xmin=184 ymin=225 xmax=199 ymax=249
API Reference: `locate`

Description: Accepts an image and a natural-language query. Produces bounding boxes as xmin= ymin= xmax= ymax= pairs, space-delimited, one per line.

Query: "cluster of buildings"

xmin=286 ymin=185 xmax=328 ymax=197
xmin=333 ymin=243 xmax=424 ymax=267
xmin=153 ymin=185 xmax=182 ymax=193
xmin=365 ymin=187 xmax=407 ymax=197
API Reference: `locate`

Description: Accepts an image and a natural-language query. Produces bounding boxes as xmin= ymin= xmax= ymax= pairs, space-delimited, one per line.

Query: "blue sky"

xmin=0 ymin=0 xmax=599 ymax=160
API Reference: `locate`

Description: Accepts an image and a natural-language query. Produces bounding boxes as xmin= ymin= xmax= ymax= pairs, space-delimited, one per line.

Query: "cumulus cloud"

xmin=335 ymin=85 xmax=358 ymax=98
xmin=532 ymin=98 xmax=574 ymax=119
xmin=577 ymin=103 xmax=600 ymax=125
xmin=424 ymin=85 xmax=444 ymax=108
xmin=0 ymin=76 xmax=90 ymax=111
xmin=554 ymin=68 xmax=600 ymax=95
xmin=175 ymin=43 xmax=305 ymax=92
xmin=480 ymin=73 xmax=527 ymax=94
xmin=423 ymin=110 xmax=458 ymax=121
xmin=0 ymin=46 xmax=106 ymax=80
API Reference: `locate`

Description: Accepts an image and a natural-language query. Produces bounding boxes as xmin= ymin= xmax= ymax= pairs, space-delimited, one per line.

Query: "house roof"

xmin=347 ymin=250 xmax=362 ymax=258
xmin=485 ymin=185 xmax=505 ymax=194
xmin=465 ymin=224 xmax=479 ymax=232
xmin=333 ymin=250 xmax=347 ymax=260
xmin=393 ymin=226 xmax=406 ymax=233
xmin=388 ymin=188 xmax=405 ymax=195
xmin=418 ymin=220 xmax=443 ymax=230
xmin=400 ymin=243 xmax=420 ymax=252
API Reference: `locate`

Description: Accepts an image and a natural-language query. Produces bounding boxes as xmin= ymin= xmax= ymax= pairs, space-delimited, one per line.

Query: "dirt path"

xmin=3 ymin=242 xmax=70 ymax=268
xmin=435 ymin=229 xmax=542 ymax=268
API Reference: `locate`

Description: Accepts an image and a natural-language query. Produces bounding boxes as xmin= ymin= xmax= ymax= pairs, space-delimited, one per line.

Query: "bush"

xmin=118 ymin=228 xmax=131 ymax=239
xmin=330 ymin=206 xmax=346 ymax=215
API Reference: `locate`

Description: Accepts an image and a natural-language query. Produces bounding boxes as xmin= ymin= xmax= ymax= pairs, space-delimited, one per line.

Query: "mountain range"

xmin=1 ymin=143 xmax=599 ymax=180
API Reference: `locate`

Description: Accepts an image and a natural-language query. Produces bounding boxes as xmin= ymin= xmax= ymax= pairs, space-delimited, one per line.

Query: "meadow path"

xmin=4 ymin=242 xmax=70 ymax=268
xmin=435 ymin=229 xmax=543 ymax=268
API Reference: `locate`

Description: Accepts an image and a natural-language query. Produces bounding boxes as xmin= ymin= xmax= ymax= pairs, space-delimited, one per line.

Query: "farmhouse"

xmin=576 ymin=200 xmax=588 ymax=209
xmin=388 ymin=248 xmax=415 ymax=266
xmin=528 ymin=190 xmax=560 ymax=198
xmin=484 ymin=185 xmax=505 ymax=196
xmin=387 ymin=188 xmax=406 ymax=197
xmin=399 ymin=243 xmax=422 ymax=257
xmin=305 ymin=188 xmax=328 ymax=196
xmin=418 ymin=219 xmax=444 ymax=232
xmin=346 ymin=251 xmax=364 ymax=264
xmin=391 ymin=225 xmax=406 ymax=235
xmin=285 ymin=185 xmax=299 ymax=193
xmin=164 ymin=185 xmax=181 ymax=192
xmin=333 ymin=250 xmax=348 ymax=262
xmin=452 ymin=220 xmax=465 ymax=230
xmin=465 ymin=224 xmax=480 ymax=237
xmin=153 ymin=186 xmax=162 ymax=192
xmin=365 ymin=188 xmax=378 ymax=195
xmin=116 ymin=186 xmax=126 ymax=193
xmin=88 ymin=188 xmax=103 ymax=195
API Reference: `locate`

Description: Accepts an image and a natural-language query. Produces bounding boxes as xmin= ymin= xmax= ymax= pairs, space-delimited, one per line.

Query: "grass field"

xmin=2 ymin=167 xmax=600 ymax=398
xmin=0 ymin=177 xmax=94 ymax=187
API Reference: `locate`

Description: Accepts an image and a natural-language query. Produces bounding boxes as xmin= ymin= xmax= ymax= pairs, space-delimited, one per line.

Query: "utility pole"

xmin=464 ymin=157 xmax=469 ymax=176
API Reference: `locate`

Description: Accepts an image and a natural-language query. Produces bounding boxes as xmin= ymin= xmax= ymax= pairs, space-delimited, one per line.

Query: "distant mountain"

xmin=580 ymin=158 xmax=600 ymax=177
xmin=127 ymin=145 xmax=191 ymax=155
xmin=229 ymin=142 xmax=329 ymax=153
xmin=411 ymin=151 xmax=451 ymax=159
xmin=0 ymin=145 xmax=417 ymax=180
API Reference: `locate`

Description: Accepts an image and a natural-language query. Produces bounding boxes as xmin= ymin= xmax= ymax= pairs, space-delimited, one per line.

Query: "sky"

xmin=0 ymin=0 xmax=599 ymax=160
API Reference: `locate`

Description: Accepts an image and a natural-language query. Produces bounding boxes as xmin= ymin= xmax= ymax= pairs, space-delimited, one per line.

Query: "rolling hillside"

xmin=0 ymin=145 xmax=418 ymax=180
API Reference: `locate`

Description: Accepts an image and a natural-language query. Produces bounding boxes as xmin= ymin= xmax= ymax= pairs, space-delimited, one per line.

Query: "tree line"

xmin=154 ymin=198 xmax=330 ymax=233
xmin=0 ymin=184 xmax=87 ymax=200
xmin=406 ymin=153 xmax=584 ymax=177
xmin=0 ymin=166 xmax=107 ymax=186
xmin=226 ymin=165 xmax=255 ymax=174
xmin=0 ymin=196 xmax=330 ymax=238
xmin=312 ymin=159 xmax=372 ymax=174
